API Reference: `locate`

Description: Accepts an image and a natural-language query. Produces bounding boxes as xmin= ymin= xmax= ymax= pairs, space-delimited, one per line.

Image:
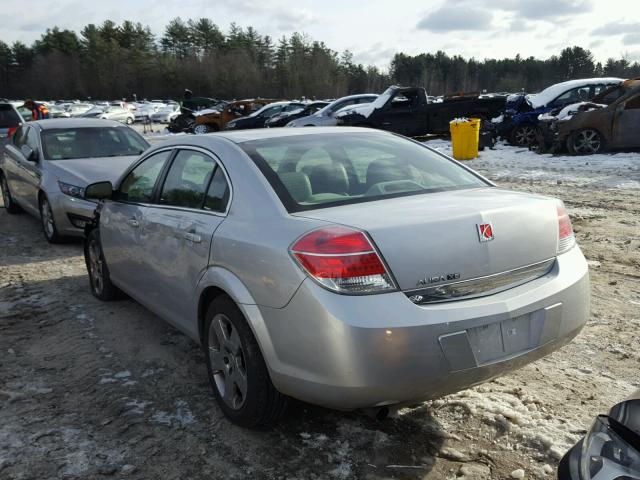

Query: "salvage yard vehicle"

xmin=82 ymin=127 xmax=589 ymax=428
xmin=558 ymin=390 xmax=640 ymax=479
xmin=0 ymin=119 xmax=149 ymax=242
xmin=100 ymin=106 xmax=135 ymax=125
xmin=497 ymin=78 xmax=623 ymax=146
xmin=0 ymin=102 xmax=24 ymax=150
xmin=192 ymin=99 xmax=280 ymax=134
xmin=265 ymin=101 xmax=329 ymax=128
xmin=285 ymin=94 xmax=377 ymax=127
xmin=335 ymin=85 xmax=506 ymax=136
xmin=150 ymin=104 xmax=181 ymax=123
xmin=536 ymin=78 xmax=640 ymax=155
xmin=225 ymin=101 xmax=306 ymax=130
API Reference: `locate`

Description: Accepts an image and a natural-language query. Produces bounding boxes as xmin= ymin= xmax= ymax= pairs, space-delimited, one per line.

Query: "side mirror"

xmin=84 ymin=181 xmax=113 ymax=200
xmin=20 ymin=145 xmax=37 ymax=162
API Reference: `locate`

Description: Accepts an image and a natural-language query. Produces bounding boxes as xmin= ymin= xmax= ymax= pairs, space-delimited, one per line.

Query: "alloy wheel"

xmin=208 ymin=314 xmax=248 ymax=410
xmin=193 ymin=125 xmax=209 ymax=135
xmin=572 ymin=129 xmax=602 ymax=154
xmin=88 ymin=239 xmax=104 ymax=295
xmin=514 ymin=125 xmax=536 ymax=146
xmin=41 ymin=198 xmax=55 ymax=238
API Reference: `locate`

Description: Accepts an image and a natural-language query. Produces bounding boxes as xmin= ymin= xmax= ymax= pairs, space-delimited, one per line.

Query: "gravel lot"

xmin=1 ymin=140 xmax=638 ymax=479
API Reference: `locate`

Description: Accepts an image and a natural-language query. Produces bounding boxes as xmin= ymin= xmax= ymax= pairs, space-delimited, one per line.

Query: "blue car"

xmin=498 ymin=78 xmax=623 ymax=146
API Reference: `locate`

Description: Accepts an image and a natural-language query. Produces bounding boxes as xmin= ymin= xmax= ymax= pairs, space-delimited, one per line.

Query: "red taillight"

xmin=557 ymin=204 xmax=575 ymax=254
xmin=7 ymin=127 xmax=17 ymax=138
xmin=290 ymin=226 xmax=396 ymax=294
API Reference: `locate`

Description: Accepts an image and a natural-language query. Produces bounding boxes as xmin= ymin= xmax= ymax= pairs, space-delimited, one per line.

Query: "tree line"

xmin=1 ymin=18 xmax=639 ymax=100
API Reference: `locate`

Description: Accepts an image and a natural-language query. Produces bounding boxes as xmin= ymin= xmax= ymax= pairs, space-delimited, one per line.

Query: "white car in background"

xmin=100 ymin=107 xmax=135 ymax=125
xmin=150 ymin=104 xmax=180 ymax=123
xmin=285 ymin=94 xmax=377 ymax=127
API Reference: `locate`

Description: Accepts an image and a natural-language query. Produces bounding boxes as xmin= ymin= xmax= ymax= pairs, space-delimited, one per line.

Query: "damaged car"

xmin=497 ymin=78 xmax=623 ymax=146
xmin=192 ymin=99 xmax=281 ymax=134
xmin=335 ymin=85 xmax=506 ymax=137
xmin=535 ymin=78 xmax=640 ymax=155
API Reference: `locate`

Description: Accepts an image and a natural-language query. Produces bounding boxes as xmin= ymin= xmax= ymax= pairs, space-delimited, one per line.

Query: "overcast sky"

xmin=1 ymin=0 xmax=638 ymax=69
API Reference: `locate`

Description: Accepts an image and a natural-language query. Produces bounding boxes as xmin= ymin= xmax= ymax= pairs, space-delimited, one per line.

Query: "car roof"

xmin=29 ymin=118 xmax=132 ymax=130
xmin=158 ymin=126 xmax=390 ymax=147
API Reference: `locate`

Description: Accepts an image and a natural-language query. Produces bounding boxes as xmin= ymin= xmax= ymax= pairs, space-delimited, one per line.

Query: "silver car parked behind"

xmin=285 ymin=94 xmax=377 ymax=127
xmin=0 ymin=118 xmax=149 ymax=242
xmin=82 ymin=127 xmax=589 ymax=428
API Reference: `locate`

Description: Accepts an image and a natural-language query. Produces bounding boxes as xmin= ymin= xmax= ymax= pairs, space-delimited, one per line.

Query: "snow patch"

xmin=150 ymin=400 xmax=196 ymax=427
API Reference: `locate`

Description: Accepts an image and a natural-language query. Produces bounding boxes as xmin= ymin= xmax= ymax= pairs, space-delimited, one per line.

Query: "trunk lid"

xmin=294 ymin=188 xmax=559 ymax=292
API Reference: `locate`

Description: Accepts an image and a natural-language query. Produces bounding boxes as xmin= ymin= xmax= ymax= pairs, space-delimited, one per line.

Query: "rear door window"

xmin=159 ymin=150 xmax=216 ymax=209
xmin=204 ymin=167 xmax=230 ymax=213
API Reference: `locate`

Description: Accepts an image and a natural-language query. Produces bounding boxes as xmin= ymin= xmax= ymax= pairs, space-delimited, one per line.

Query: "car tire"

xmin=204 ymin=295 xmax=288 ymax=428
xmin=0 ymin=173 xmax=23 ymax=214
xmin=510 ymin=125 xmax=536 ymax=146
xmin=39 ymin=195 xmax=64 ymax=244
xmin=567 ymin=128 xmax=605 ymax=155
xmin=193 ymin=124 xmax=211 ymax=135
xmin=84 ymin=229 xmax=122 ymax=301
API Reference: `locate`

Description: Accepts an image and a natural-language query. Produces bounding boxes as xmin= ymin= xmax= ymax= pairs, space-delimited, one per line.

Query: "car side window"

xmin=13 ymin=126 xmax=27 ymax=148
xmin=159 ymin=150 xmax=216 ymax=209
xmin=119 ymin=150 xmax=171 ymax=203
xmin=624 ymin=95 xmax=640 ymax=110
xmin=204 ymin=166 xmax=230 ymax=213
xmin=551 ymin=87 xmax=591 ymax=107
xmin=25 ymin=128 xmax=39 ymax=157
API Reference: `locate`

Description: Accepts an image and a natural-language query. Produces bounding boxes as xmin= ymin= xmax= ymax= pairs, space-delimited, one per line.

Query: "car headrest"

xmin=309 ymin=163 xmax=349 ymax=195
xmin=279 ymin=172 xmax=312 ymax=203
xmin=366 ymin=158 xmax=411 ymax=189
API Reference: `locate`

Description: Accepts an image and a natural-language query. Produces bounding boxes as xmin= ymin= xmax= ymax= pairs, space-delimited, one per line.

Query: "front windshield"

xmin=241 ymin=133 xmax=488 ymax=212
xmin=41 ymin=127 xmax=149 ymax=160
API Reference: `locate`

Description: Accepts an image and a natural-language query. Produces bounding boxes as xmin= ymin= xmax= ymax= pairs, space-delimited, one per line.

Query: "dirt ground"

xmin=1 ymin=144 xmax=638 ymax=480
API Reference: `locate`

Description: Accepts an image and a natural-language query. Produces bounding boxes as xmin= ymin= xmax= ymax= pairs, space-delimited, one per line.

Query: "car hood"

xmin=47 ymin=155 xmax=139 ymax=186
xmin=334 ymin=103 xmax=376 ymax=119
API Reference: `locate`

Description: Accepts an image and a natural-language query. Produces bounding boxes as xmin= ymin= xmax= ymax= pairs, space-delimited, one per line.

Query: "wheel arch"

xmin=196 ymin=268 xmax=279 ymax=374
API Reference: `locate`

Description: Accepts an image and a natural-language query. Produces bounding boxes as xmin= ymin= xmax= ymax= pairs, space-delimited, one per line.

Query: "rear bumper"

xmin=48 ymin=191 xmax=96 ymax=237
xmin=256 ymin=246 xmax=590 ymax=409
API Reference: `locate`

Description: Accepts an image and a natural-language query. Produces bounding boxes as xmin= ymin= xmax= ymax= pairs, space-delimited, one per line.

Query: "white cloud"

xmin=416 ymin=5 xmax=493 ymax=32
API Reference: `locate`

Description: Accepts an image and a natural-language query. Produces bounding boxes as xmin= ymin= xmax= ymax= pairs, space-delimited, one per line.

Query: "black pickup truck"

xmin=335 ymin=85 xmax=506 ymax=137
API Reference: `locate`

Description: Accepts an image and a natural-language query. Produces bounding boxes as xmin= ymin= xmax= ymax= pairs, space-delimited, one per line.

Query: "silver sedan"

xmin=82 ymin=127 xmax=589 ymax=427
xmin=0 ymin=118 xmax=149 ymax=242
xmin=285 ymin=94 xmax=377 ymax=127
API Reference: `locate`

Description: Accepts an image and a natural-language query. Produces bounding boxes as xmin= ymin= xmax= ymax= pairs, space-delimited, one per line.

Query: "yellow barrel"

xmin=449 ymin=118 xmax=480 ymax=160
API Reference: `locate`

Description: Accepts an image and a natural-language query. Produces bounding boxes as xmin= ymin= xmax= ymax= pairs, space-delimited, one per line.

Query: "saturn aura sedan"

xmin=0 ymin=118 xmax=149 ymax=242
xmin=81 ymin=127 xmax=590 ymax=427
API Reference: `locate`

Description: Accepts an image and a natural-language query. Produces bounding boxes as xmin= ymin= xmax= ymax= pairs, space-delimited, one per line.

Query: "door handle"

xmin=184 ymin=232 xmax=202 ymax=243
xmin=381 ymin=122 xmax=391 ymax=126
xmin=127 ymin=218 xmax=139 ymax=228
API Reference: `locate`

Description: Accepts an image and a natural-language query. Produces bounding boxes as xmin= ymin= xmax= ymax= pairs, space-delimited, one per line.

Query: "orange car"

xmin=192 ymin=99 xmax=281 ymax=134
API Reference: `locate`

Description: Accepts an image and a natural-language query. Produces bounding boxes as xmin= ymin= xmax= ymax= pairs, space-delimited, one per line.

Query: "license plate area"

xmin=438 ymin=303 xmax=563 ymax=371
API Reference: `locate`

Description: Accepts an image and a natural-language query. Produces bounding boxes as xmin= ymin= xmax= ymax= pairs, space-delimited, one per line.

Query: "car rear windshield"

xmin=240 ymin=133 xmax=489 ymax=212
xmin=41 ymin=127 xmax=149 ymax=160
xmin=0 ymin=105 xmax=21 ymax=128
